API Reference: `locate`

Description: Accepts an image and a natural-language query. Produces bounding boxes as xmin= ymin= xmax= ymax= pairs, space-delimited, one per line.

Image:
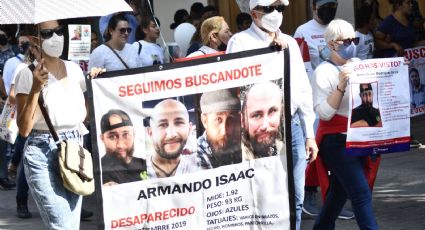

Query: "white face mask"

xmin=260 ymin=10 xmax=283 ymax=32
xmin=42 ymin=33 xmax=64 ymax=58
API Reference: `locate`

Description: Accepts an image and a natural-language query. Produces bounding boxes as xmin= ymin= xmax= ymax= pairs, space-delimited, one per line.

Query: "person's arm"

xmin=16 ymin=61 xmax=48 ymax=137
xmin=375 ymin=31 xmax=404 ymax=56
xmin=0 ymin=75 xmax=7 ymax=100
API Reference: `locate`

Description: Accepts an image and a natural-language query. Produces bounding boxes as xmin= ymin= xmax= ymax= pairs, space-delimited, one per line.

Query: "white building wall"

xmin=336 ymin=1 xmax=355 ymax=26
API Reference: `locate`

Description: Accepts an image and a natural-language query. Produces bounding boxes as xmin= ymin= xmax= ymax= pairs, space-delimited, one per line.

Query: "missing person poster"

xmin=88 ymin=48 xmax=294 ymax=230
xmin=404 ymin=46 xmax=425 ymax=117
xmin=68 ymin=24 xmax=91 ymax=61
xmin=346 ymin=57 xmax=410 ymax=156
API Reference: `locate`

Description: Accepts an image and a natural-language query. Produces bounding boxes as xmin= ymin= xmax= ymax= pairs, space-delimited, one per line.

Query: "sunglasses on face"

xmin=337 ymin=37 xmax=360 ymax=46
xmin=39 ymin=26 xmax=64 ymax=39
xmin=118 ymin=27 xmax=132 ymax=34
xmin=255 ymin=5 xmax=286 ymax=13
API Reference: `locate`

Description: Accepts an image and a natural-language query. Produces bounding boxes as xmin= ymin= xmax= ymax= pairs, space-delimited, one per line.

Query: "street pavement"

xmin=0 ymin=117 xmax=424 ymax=230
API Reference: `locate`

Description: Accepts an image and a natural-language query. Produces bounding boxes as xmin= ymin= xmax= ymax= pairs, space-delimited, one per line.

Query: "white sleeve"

xmin=226 ymin=35 xmax=243 ymax=54
xmin=14 ymin=66 xmax=33 ymax=96
xmin=312 ymin=64 xmax=338 ymax=121
xmin=88 ymin=46 xmax=105 ymax=70
xmin=288 ymin=38 xmax=315 ymax=138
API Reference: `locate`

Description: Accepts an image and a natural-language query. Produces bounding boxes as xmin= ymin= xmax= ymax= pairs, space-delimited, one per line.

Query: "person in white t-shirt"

xmin=133 ymin=16 xmax=165 ymax=66
xmin=186 ymin=16 xmax=232 ymax=58
xmin=15 ymin=20 xmax=87 ymax=229
xmin=294 ymin=0 xmax=338 ymax=70
xmin=355 ymin=4 xmax=375 ymax=60
xmin=89 ymin=13 xmax=141 ymax=71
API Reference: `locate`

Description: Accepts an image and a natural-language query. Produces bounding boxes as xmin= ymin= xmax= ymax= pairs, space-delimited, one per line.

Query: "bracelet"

xmin=336 ymin=85 xmax=345 ymax=95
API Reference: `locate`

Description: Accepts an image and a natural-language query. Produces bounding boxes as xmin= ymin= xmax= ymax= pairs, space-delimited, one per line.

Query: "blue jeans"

xmin=291 ymin=114 xmax=307 ymax=230
xmin=0 ymin=139 xmax=13 ymax=179
xmin=24 ymin=129 xmax=82 ymax=230
xmin=15 ymin=135 xmax=29 ymax=201
xmin=313 ymin=134 xmax=378 ymax=230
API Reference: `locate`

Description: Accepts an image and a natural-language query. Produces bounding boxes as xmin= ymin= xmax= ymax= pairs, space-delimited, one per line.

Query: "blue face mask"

xmin=337 ymin=43 xmax=356 ymax=60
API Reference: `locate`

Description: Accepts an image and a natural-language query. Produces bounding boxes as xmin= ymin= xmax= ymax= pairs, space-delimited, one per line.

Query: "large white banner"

xmin=404 ymin=46 xmax=425 ymax=117
xmin=88 ymin=49 xmax=294 ymax=230
xmin=346 ymin=58 xmax=410 ymax=156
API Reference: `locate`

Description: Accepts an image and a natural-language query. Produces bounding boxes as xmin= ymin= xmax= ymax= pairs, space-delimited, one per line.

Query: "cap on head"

xmin=200 ymin=89 xmax=240 ymax=113
xmin=359 ymin=83 xmax=372 ymax=93
xmin=249 ymin=0 xmax=289 ymax=10
xmin=315 ymin=0 xmax=337 ymax=7
xmin=100 ymin=109 xmax=133 ymax=134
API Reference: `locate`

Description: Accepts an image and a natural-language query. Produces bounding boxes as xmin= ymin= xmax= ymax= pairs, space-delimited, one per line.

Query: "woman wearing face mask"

xmin=311 ymin=19 xmax=379 ymax=230
xmin=14 ymin=20 xmax=87 ymax=229
xmin=186 ymin=16 xmax=232 ymax=58
xmin=89 ymin=13 xmax=141 ymax=72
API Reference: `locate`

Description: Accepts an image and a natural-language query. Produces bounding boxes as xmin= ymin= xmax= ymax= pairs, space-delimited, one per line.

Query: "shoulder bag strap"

xmin=138 ymin=41 xmax=143 ymax=55
xmin=104 ymin=43 xmax=130 ymax=69
xmin=38 ymin=93 xmax=60 ymax=143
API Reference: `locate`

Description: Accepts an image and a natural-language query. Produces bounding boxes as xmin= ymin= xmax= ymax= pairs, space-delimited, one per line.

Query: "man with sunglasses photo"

xmin=226 ymin=1 xmax=318 ymax=230
xmin=351 ymin=83 xmax=382 ymax=128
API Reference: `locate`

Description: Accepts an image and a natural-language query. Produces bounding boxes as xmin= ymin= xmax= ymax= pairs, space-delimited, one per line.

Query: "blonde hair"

xmin=324 ymin=19 xmax=355 ymax=42
xmin=200 ymin=16 xmax=225 ymax=46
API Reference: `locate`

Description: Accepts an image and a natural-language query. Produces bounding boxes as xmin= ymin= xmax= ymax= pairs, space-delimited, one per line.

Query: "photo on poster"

xmin=196 ymin=88 xmax=242 ymax=169
xmin=350 ymin=82 xmax=382 ymax=128
xmin=240 ymin=80 xmax=285 ymax=159
xmin=141 ymin=96 xmax=200 ymax=179
xmin=99 ymin=109 xmax=147 ymax=187
xmin=409 ymin=67 xmax=425 ymax=109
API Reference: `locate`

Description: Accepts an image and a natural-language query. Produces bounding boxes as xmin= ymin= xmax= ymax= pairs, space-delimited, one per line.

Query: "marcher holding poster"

xmin=311 ymin=19 xmax=379 ymax=229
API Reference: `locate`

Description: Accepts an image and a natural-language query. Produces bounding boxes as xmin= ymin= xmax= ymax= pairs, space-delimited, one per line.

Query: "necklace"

xmin=151 ymin=158 xmax=181 ymax=177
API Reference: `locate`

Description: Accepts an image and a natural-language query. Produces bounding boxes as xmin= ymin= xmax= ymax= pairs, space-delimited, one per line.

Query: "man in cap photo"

xmin=146 ymin=99 xmax=199 ymax=178
xmin=197 ymin=89 xmax=242 ymax=169
xmin=227 ymin=1 xmax=318 ymax=228
xmin=100 ymin=109 xmax=146 ymax=186
xmin=241 ymin=82 xmax=283 ymax=159
xmin=351 ymin=83 xmax=382 ymax=127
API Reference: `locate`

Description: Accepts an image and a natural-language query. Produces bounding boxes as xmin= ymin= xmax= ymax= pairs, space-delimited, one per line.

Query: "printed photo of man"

xmin=409 ymin=67 xmax=425 ymax=108
xmin=351 ymin=83 xmax=382 ymax=128
xmin=100 ymin=109 xmax=147 ymax=186
xmin=241 ymin=82 xmax=284 ymax=159
xmin=197 ymin=89 xmax=242 ymax=169
xmin=146 ymin=99 xmax=199 ymax=178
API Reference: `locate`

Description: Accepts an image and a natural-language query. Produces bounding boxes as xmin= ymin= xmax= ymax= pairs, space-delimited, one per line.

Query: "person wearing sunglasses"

xmin=14 ymin=20 xmax=88 ymax=229
xmin=227 ymin=1 xmax=318 ymax=230
xmin=186 ymin=16 xmax=233 ymax=58
xmin=311 ymin=19 xmax=379 ymax=230
xmin=89 ymin=13 xmax=141 ymax=72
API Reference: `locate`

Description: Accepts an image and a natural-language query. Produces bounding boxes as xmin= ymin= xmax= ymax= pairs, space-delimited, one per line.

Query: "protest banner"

xmin=87 ymin=48 xmax=295 ymax=230
xmin=404 ymin=45 xmax=425 ymax=117
xmin=346 ymin=57 xmax=410 ymax=156
xmin=68 ymin=24 xmax=91 ymax=61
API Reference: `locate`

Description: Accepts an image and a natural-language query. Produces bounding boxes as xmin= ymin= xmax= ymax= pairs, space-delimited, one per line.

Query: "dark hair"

xmin=355 ymin=5 xmax=373 ymax=29
xmin=170 ymin=9 xmax=189 ymax=29
xmin=190 ymin=2 xmax=204 ymax=17
xmin=409 ymin=67 xmax=419 ymax=75
xmin=388 ymin=0 xmax=405 ymax=11
xmin=136 ymin=16 xmax=161 ymax=41
xmin=201 ymin=5 xmax=218 ymax=17
xmin=103 ymin=13 xmax=128 ymax=42
xmin=236 ymin=13 xmax=252 ymax=29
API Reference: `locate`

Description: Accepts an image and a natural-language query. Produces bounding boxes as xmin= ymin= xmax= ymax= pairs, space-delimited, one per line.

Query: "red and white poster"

xmin=88 ymin=48 xmax=294 ymax=230
xmin=346 ymin=57 xmax=410 ymax=156
xmin=404 ymin=45 xmax=425 ymax=117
